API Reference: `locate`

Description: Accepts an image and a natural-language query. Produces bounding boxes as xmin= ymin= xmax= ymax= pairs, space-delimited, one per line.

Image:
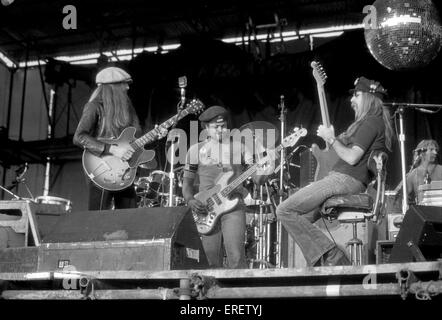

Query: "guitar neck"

xmin=220 ymin=145 xmax=283 ymax=197
xmin=317 ymin=84 xmax=330 ymax=127
xmin=317 ymin=84 xmax=332 ymax=149
xmin=131 ymin=109 xmax=190 ymax=150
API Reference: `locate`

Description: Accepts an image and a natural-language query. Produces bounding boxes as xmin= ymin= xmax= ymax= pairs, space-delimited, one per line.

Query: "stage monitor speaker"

xmin=38 ymin=206 xmax=208 ymax=271
xmin=389 ymin=205 xmax=442 ymax=263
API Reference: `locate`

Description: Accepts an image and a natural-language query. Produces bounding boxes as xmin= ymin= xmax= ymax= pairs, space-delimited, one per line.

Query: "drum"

xmin=135 ymin=171 xmax=169 ymax=199
xmin=35 ymin=196 xmax=72 ymax=212
xmin=148 ymin=170 xmax=170 ymax=197
xmin=135 ymin=170 xmax=185 ymax=208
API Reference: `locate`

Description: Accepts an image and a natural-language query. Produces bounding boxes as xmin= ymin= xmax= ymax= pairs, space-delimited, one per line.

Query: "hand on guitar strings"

xmin=109 ymin=144 xmax=135 ymax=161
xmin=154 ymin=124 xmax=169 ymax=139
xmin=317 ymin=124 xmax=335 ymax=143
xmin=188 ymin=198 xmax=208 ymax=215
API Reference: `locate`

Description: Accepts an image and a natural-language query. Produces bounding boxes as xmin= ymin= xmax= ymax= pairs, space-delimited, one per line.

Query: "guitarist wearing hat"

xmin=182 ymin=106 xmax=276 ymax=269
xmin=74 ymin=66 xmax=166 ymax=210
xmin=276 ymin=77 xmax=394 ymax=267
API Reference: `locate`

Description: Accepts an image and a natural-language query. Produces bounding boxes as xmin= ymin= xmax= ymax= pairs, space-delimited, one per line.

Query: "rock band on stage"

xmin=67 ymin=66 xmax=442 ymax=269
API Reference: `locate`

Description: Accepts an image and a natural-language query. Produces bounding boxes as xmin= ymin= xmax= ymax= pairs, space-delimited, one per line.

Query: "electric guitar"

xmin=193 ymin=127 xmax=307 ymax=235
xmin=310 ymin=61 xmax=339 ymax=181
xmin=82 ymin=99 xmax=204 ymax=191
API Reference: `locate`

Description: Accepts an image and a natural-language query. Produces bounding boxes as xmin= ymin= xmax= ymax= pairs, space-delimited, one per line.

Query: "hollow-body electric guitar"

xmin=82 ymin=99 xmax=204 ymax=191
xmin=193 ymin=128 xmax=307 ymax=235
xmin=310 ymin=61 xmax=339 ymax=181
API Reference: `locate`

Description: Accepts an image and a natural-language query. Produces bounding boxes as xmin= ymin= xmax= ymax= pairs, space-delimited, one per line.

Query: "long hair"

xmin=342 ymin=92 xmax=394 ymax=151
xmin=89 ymin=83 xmax=136 ymax=137
xmin=412 ymin=139 xmax=440 ymax=167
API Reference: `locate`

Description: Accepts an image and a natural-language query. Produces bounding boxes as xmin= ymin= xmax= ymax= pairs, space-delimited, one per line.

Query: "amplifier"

xmin=0 ymin=206 xmax=209 ymax=273
xmin=387 ymin=213 xmax=403 ymax=240
xmin=376 ymin=240 xmax=395 ymax=264
xmin=299 ymin=149 xmax=316 ymax=187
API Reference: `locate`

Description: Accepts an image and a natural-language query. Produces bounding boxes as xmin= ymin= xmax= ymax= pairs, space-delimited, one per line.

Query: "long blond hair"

xmin=412 ymin=139 xmax=439 ymax=167
xmin=342 ymin=92 xmax=393 ymax=151
xmin=89 ymin=83 xmax=136 ymax=137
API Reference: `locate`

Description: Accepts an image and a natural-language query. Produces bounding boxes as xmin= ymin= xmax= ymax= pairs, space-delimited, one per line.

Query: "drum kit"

xmin=134 ymin=166 xmax=186 ymax=208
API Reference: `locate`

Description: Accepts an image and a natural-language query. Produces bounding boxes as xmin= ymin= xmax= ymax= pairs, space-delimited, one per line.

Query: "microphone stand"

xmin=276 ymin=95 xmax=286 ymax=268
xmin=384 ymin=102 xmax=442 ymax=215
xmin=0 ymin=184 xmax=21 ymax=200
xmin=167 ymin=133 xmax=179 ymax=207
xmin=167 ymin=76 xmax=187 ymax=207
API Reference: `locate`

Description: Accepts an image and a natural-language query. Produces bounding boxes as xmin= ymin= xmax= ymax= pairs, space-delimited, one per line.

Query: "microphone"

xmin=15 ymin=162 xmax=28 ymax=179
xmin=178 ymin=76 xmax=187 ymax=108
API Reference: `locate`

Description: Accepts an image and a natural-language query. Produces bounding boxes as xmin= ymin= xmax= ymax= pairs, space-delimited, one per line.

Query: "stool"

xmin=337 ymin=211 xmax=366 ymax=265
xmin=321 ymin=151 xmax=388 ymax=266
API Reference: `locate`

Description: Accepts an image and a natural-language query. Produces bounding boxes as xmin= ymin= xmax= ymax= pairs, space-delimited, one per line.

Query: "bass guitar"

xmin=310 ymin=61 xmax=339 ymax=181
xmin=193 ymin=127 xmax=307 ymax=235
xmin=82 ymin=99 xmax=204 ymax=191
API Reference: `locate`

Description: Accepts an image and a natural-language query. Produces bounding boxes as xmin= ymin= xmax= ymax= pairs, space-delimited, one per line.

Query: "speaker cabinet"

xmin=0 ymin=206 xmax=208 ymax=273
xmin=299 ymin=149 xmax=317 ymax=187
xmin=390 ymin=205 xmax=442 ymax=263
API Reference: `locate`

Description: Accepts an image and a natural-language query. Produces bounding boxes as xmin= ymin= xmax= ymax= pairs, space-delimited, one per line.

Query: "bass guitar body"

xmin=311 ymin=143 xmax=339 ymax=181
xmin=191 ymin=128 xmax=308 ymax=235
xmin=82 ymin=127 xmax=155 ymax=191
xmin=193 ymin=171 xmax=240 ymax=235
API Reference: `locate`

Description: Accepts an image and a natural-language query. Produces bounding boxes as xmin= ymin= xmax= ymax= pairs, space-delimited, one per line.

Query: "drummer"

xmin=406 ymin=139 xmax=442 ymax=204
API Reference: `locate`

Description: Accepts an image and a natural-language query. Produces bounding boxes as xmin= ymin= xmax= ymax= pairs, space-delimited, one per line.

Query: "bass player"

xmin=182 ymin=106 xmax=275 ymax=269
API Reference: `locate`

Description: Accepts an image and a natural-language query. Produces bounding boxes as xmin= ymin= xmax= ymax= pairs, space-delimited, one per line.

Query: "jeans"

xmin=201 ymin=205 xmax=247 ymax=269
xmin=276 ymin=171 xmax=365 ymax=266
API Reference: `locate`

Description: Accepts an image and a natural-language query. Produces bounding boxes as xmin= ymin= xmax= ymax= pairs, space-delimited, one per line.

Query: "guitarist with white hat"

xmin=74 ymin=66 xmax=166 ymax=210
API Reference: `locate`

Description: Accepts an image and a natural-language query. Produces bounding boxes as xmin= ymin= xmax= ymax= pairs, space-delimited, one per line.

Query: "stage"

xmin=0 ymin=261 xmax=441 ymax=300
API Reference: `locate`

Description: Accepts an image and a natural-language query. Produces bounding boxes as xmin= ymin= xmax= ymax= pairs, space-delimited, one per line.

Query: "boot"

xmin=315 ymin=247 xmax=351 ymax=267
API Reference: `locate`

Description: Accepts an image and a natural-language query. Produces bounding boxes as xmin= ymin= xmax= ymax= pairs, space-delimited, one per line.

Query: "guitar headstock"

xmin=311 ymin=61 xmax=327 ymax=87
xmin=185 ymin=99 xmax=205 ymax=115
xmin=281 ymin=127 xmax=307 ymax=148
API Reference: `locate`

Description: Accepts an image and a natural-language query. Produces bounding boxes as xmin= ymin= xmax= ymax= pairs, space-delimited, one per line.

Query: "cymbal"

xmin=239 ymin=121 xmax=280 ymax=147
xmin=139 ymin=159 xmax=157 ymax=170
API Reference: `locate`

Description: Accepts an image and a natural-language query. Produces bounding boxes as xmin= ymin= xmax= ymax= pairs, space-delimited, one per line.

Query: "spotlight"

xmin=1 ymin=0 xmax=15 ymax=6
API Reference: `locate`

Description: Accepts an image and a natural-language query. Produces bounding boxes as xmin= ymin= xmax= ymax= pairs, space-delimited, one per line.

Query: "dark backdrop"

xmin=125 ymin=29 xmax=442 ymax=190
